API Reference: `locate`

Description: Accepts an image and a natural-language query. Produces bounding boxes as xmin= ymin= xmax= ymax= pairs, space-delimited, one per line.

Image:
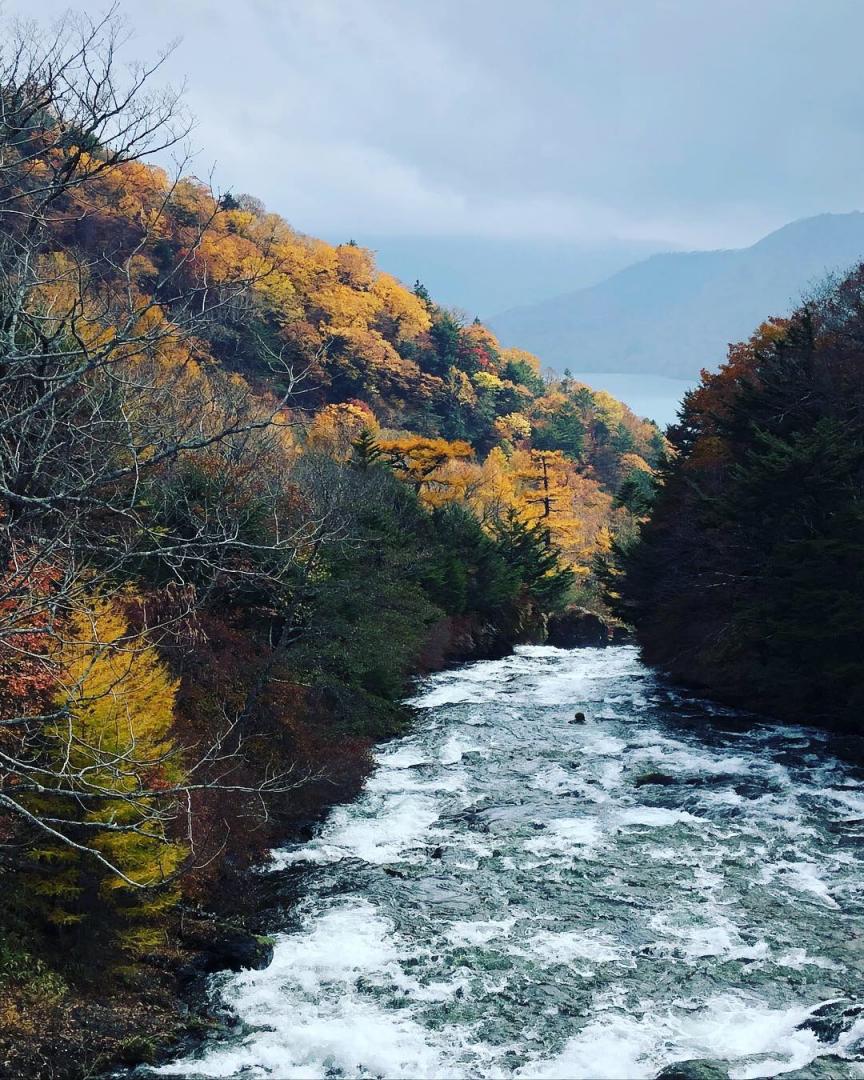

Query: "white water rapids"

xmin=156 ymin=646 xmax=864 ymax=1079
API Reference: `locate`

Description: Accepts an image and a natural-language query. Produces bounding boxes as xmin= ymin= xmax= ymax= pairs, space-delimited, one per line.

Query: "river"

xmin=156 ymin=646 xmax=864 ymax=1079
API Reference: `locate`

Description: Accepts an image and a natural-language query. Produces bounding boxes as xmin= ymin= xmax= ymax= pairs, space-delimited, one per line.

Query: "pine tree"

xmin=351 ymin=427 xmax=384 ymax=471
xmin=492 ymin=509 xmax=574 ymax=610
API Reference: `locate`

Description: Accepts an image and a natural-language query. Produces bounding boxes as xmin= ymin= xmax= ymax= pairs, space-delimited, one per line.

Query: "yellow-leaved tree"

xmin=377 ymin=436 xmax=474 ymax=500
xmin=511 ymin=450 xmax=583 ymax=554
xmin=25 ymin=599 xmax=187 ymax=962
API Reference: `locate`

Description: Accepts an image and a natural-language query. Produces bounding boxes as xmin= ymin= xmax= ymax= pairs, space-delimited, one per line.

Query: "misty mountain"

xmin=489 ymin=212 xmax=864 ymax=379
xmin=347 ymin=234 xmax=665 ymax=318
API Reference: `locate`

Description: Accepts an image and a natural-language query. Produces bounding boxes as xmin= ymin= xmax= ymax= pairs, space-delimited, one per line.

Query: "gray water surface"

xmin=159 ymin=646 xmax=864 ymax=1079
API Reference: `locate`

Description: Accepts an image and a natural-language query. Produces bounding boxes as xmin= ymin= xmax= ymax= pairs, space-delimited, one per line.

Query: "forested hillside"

xmin=610 ymin=270 xmax=864 ymax=732
xmin=0 ymin=16 xmax=664 ymax=1074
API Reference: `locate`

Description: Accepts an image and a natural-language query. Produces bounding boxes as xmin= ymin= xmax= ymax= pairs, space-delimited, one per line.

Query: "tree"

xmin=0 ymin=10 xmax=314 ymax=886
xmin=512 ymin=450 xmax=583 ymax=553
xmin=614 ymin=281 xmax=864 ymax=731
xmin=351 ymin=427 xmax=384 ymax=471
xmin=421 ymin=504 xmax=520 ymax=618
xmin=21 ymin=599 xmax=186 ymax=958
xmin=492 ymin=509 xmax=574 ymax=610
xmin=533 ymin=401 xmax=585 ymax=458
xmin=378 ymin=435 xmax=473 ymax=498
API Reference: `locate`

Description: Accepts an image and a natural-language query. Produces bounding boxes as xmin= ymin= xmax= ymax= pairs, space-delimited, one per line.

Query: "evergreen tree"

xmin=614 ymin=275 xmax=864 ymax=731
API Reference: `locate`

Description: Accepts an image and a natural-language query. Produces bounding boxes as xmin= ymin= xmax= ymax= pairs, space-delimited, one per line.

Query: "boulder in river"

xmin=546 ymin=606 xmax=629 ymax=648
xmin=180 ymin=919 xmax=274 ymax=975
xmin=655 ymin=1060 xmax=731 ymax=1080
xmin=634 ymin=771 xmax=678 ymax=786
xmin=797 ymin=999 xmax=864 ymax=1043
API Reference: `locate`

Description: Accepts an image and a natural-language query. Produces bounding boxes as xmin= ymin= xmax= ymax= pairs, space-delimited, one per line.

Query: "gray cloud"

xmin=15 ymin=0 xmax=864 ymax=249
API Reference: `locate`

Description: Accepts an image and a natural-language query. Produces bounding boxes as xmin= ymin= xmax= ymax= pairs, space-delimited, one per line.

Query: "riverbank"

xmin=1 ymin=607 xmax=567 ymax=1080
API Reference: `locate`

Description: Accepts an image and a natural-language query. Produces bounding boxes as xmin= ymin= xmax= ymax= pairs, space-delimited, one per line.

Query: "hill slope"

xmin=490 ymin=212 xmax=864 ymax=380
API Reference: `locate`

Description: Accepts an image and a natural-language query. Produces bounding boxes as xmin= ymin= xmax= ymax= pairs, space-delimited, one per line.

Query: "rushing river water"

xmin=158 ymin=646 xmax=864 ymax=1079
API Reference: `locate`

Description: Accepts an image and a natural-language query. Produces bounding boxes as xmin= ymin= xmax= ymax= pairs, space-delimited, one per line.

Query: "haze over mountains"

xmin=351 ymin=236 xmax=667 ymax=317
xmin=489 ymin=212 xmax=864 ymax=382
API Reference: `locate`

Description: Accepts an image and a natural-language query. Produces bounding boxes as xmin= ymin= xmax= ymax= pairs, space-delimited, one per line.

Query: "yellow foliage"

xmin=372 ymin=273 xmax=432 ymax=339
xmin=501 ymin=347 xmax=542 ymax=376
xmin=336 ymin=243 xmax=376 ymax=288
xmin=592 ymin=389 xmax=626 ymax=426
xmin=416 ymin=458 xmax=487 ymax=509
xmin=28 ymin=600 xmax=187 ymax=953
xmin=469 ymin=447 xmax=518 ymax=523
xmin=462 ymin=322 xmax=501 ymax=356
xmin=314 ymin=282 xmax=384 ymax=332
xmin=619 ymin=452 xmax=653 ymax=475
xmin=472 ymin=370 xmax=505 ymax=392
xmin=307 ymin=402 xmax=380 ymax=459
xmin=378 ymin=435 xmax=474 ymax=498
xmin=452 ymin=369 xmax=478 ymax=406
xmin=494 ymin=412 xmax=532 ymax=442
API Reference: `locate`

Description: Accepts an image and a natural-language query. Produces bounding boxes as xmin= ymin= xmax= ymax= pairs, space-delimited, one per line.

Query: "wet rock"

xmin=634 ymin=771 xmax=678 ymax=787
xmin=683 ymin=773 xmax=738 ymax=788
xmin=571 ymin=711 xmax=587 ymax=724
xmin=762 ymin=1056 xmax=863 ymax=1079
xmin=216 ymin=932 xmax=274 ymax=973
xmin=827 ymin=817 xmax=864 ymax=833
xmin=798 ymin=999 xmax=864 ymax=1043
xmin=118 ymin=1035 xmax=157 ymax=1066
xmin=655 ymin=1059 xmax=730 ymax=1080
xmin=430 ymin=846 xmax=444 ymax=859
xmin=546 ymin=606 xmax=628 ymax=648
xmin=179 ymin=920 xmax=274 ymax=975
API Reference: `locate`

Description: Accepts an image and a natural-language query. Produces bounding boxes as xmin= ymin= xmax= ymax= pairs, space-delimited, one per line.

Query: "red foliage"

xmin=0 ymin=558 xmax=63 ymax=723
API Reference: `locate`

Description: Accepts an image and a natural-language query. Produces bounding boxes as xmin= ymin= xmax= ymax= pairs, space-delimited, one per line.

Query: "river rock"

xmin=655 ymin=1060 xmax=730 ymax=1080
xmin=797 ymin=999 xmax=864 ymax=1043
xmin=180 ymin=919 xmax=274 ymax=975
xmin=209 ymin=930 xmax=274 ymax=973
xmin=634 ymin=771 xmax=678 ymax=786
xmin=546 ymin=606 xmax=628 ymax=648
xmin=758 ymin=1056 xmax=863 ymax=1079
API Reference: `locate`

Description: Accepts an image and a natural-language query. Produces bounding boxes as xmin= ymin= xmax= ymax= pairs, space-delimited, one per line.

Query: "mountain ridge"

xmin=489 ymin=211 xmax=864 ymax=380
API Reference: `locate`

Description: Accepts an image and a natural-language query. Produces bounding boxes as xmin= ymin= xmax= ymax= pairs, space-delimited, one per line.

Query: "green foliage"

xmin=413 ymin=279 xmax=432 ymax=306
xmin=421 ymin=504 xmax=520 ymax=618
xmin=615 ymin=467 xmax=655 ymax=516
xmin=533 ymin=403 xmax=586 ymax=458
xmin=615 ymin=273 xmax=864 ymax=731
xmin=426 ymin=311 xmax=462 ymax=376
xmin=492 ymin=508 xmax=575 ymax=610
xmin=351 ymin=427 xmax=384 ymax=470
xmin=0 ymin=938 xmax=68 ymax=1004
xmin=284 ymin=458 xmax=442 ymax=734
xmin=503 ymin=357 xmax=545 ymax=396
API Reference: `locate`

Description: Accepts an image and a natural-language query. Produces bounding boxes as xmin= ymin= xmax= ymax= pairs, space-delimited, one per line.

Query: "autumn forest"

xmin=2 ymin=8 xmax=864 ymax=1080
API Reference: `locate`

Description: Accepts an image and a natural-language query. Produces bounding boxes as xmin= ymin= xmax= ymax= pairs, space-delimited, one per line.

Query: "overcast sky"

xmin=17 ymin=1 xmax=864 ymax=251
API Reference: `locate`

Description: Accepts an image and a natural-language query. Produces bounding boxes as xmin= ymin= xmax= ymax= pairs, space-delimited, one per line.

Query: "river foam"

xmin=156 ymin=646 xmax=864 ymax=1079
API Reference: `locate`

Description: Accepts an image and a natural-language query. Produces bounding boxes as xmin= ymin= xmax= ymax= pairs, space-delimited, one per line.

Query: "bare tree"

xmin=0 ymin=9 xmax=331 ymax=886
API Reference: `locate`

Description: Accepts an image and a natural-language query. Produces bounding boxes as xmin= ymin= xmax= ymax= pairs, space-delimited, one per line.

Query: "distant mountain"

xmin=489 ymin=212 xmax=864 ymax=380
xmin=346 ymin=234 xmax=665 ymax=318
